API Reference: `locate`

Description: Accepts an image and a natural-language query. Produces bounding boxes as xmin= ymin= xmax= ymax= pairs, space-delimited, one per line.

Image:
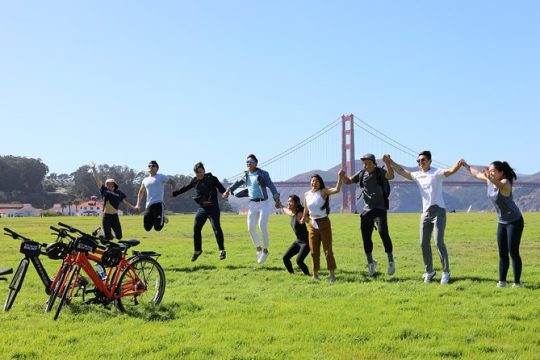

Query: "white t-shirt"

xmin=411 ymin=167 xmax=446 ymax=212
xmin=142 ymin=173 xmax=169 ymax=207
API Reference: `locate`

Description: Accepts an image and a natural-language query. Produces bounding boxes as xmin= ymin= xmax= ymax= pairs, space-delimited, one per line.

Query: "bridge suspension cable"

xmin=353 ymin=115 xmax=450 ymax=169
xmin=226 ymin=117 xmax=341 ymax=182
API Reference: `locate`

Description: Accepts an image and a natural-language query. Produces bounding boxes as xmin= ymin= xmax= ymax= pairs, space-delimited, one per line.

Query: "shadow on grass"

xmin=167 ymin=264 xmax=217 ymax=272
xmin=64 ymin=300 xmax=202 ymax=322
xmin=224 ymin=264 xmax=284 ymax=272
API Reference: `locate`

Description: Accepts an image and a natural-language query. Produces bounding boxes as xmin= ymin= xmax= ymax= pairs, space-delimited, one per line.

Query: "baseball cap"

xmin=360 ymin=153 xmax=376 ymax=163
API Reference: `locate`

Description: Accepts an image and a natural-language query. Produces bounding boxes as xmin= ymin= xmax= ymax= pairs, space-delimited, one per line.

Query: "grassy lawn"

xmin=1 ymin=212 xmax=539 ymax=359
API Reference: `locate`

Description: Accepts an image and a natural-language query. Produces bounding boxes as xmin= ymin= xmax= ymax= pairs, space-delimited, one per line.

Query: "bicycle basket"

xmin=74 ymin=236 xmax=98 ymax=253
xmin=101 ymin=246 xmax=122 ymax=267
xmin=46 ymin=242 xmax=68 ymax=260
xmin=20 ymin=241 xmax=41 ymax=257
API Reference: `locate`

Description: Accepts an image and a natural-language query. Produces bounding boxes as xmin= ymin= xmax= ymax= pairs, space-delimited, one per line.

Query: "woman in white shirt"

xmin=301 ymin=171 xmax=344 ymax=282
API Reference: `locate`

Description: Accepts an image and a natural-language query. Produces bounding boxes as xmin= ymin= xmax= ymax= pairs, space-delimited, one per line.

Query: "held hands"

xmin=382 ymin=154 xmax=392 ymax=164
xmin=338 ymin=169 xmax=345 ymax=178
xmin=222 ymin=191 xmax=230 ymax=199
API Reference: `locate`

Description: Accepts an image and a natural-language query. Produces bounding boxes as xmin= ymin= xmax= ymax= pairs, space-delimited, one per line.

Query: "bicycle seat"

xmin=0 ymin=268 xmax=13 ymax=276
xmin=118 ymin=240 xmax=140 ymax=248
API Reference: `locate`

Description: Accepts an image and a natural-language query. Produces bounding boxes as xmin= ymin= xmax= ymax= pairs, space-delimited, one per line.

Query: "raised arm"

xmin=90 ymin=162 xmax=103 ymax=188
xmin=463 ymin=161 xmax=487 ymax=182
xmin=382 ymin=155 xmax=395 ymax=180
xmin=325 ymin=170 xmax=345 ymax=196
xmin=385 ymin=154 xmax=413 ymax=181
xmin=444 ymin=159 xmax=465 ymax=177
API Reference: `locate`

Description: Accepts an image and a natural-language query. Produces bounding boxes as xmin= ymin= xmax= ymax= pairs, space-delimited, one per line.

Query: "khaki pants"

xmin=308 ymin=217 xmax=336 ymax=272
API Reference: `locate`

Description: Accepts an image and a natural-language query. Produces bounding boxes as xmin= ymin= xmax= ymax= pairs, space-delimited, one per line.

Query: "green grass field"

xmin=0 ymin=212 xmax=539 ymax=359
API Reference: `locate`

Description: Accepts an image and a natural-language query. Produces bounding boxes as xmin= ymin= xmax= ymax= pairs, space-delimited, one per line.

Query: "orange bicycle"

xmin=46 ymin=222 xmax=165 ymax=320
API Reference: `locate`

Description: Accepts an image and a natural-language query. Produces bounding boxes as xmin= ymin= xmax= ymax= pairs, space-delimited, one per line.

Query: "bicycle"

xmin=46 ymin=222 xmax=166 ymax=320
xmin=2 ymin=227 xmax=67 ymax=311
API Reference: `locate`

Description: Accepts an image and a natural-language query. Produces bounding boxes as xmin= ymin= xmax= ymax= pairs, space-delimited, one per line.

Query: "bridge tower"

xmin=341 ymin=114 xmax=356 ymax=213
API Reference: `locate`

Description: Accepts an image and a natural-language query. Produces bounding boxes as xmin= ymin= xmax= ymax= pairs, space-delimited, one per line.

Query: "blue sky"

xmin=1 ymin=1 xmax=539 ymax=181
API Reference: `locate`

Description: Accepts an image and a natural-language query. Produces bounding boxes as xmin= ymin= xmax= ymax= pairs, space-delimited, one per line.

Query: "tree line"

xmin=0 ymin=155 xmax=232 ymax=213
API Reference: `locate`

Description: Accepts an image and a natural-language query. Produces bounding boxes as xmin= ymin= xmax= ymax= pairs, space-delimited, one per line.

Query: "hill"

xmin=228 ymin=160 xmax=540 ymax=212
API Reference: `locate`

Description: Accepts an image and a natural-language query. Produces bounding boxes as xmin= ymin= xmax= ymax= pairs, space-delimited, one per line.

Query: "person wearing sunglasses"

xmin=223 ymin=154 xmax=282 ymax=264
xmin=172 ymin=162 xmax=228 ymax=261
xmin=136 ymin=160 xmax=175 ymax=232
xmin=385 ymin=151 xmax=465 ymax=285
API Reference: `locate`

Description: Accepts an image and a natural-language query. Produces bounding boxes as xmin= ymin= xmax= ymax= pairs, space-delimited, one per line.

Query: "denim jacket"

xmin=228 ymin=168 xmax=280 ymax=201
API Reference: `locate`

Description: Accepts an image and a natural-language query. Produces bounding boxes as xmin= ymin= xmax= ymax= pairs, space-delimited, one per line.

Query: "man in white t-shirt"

xmin=386 ymin=151 xmax=464 ymax=285
xmin=136 ymin=160 xmax=175 ymax=232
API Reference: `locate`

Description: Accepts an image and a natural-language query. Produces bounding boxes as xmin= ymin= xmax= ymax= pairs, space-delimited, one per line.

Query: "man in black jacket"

xmin=173 ymin=162 xmax=227 ymax=261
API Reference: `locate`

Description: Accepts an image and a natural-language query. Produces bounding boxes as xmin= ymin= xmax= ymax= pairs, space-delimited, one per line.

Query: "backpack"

xmin=357 ymin=166 xmax=391 ymax=210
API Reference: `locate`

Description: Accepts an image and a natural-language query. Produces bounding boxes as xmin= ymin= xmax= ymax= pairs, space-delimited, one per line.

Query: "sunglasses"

xmin=148 ymin=164 xmax=157 ymax=168
xmin=246 ymin=160 xmax=256 ymax=165
xmin=416 ymin=158 xmax=428 ymax=164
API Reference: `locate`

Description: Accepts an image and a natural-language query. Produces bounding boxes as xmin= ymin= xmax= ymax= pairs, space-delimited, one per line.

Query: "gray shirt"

xmin=351 ymin=168 xmax=387 ymax=212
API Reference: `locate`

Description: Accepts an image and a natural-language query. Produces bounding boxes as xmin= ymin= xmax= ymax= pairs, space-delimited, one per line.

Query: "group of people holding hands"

xmin=89 ymin=151 xmax=525 ymax=288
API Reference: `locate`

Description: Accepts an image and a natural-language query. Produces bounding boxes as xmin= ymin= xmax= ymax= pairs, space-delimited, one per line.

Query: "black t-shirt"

xmin=351 ymin=168 xmax=387 ymax=211
xmin=100 ymin=185 xmax=127 ymax=210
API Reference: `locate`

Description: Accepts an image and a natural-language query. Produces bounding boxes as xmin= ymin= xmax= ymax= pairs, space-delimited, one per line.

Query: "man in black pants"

xmin=343 ymin=153 xmax=395 ymax=277
xmin=136 ymin=160 xmax=175 ymax=232
xmin=172 ymin=162 xmax=228 ymax=261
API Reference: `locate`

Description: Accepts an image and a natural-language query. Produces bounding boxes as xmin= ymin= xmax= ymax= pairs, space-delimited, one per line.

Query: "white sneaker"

xmin=497 ymin=281 xmax=508 ymax=288
xmin=440 ymin=272 xmax=451 ymax=285
xmin=368 ymin=262 xmax=376 ymax=277
xmin=512 ymin=283 xmax=525 ymax=288
xmin=257 ymin=251 xmax=269 ymax=264
xmin=256 ymin=250 xmax=263 ymax=263
xmin=387 ymin=261 xmax=395 ymax=276
xmin=422 ymin=271 xmax=436 ymax=283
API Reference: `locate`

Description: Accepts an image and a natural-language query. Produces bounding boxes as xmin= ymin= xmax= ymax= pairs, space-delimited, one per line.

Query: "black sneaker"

xmin=191 ymin=250 xmax=203 ymax=262
xmin=219 ymin=250 xmax=226 ymax=260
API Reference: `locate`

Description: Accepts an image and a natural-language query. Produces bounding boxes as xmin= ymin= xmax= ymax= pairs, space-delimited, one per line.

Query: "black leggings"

xmin=103 ymin=213 xmax=122 ymax=240
xmin=283 ymin=240 xmax=310 ymax=275
xmin=360 ymin=209 xmax=393 ymax=254
xmin=144 ymin=202 xmax=165 ymax=232
xmin=193 ymin=206 xmax=224 ymax=251
xmin=497 ymin=216 xmax=524 ymax=283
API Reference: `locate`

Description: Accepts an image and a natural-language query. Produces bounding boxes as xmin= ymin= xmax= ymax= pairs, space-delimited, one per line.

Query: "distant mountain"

xmin=226 ymin=160 xmax=540 ymax=213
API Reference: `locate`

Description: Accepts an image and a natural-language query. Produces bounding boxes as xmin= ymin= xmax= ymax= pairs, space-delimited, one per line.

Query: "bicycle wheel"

xmin=115 ymin=257 xmax=165 ymax=313
xmin=3 ymin=258 xmax=29 ymax=311
xmin=45 ymin=263 xmax=70 ymax=312
xmin=54 ymin=266 xmax=78 ymax=320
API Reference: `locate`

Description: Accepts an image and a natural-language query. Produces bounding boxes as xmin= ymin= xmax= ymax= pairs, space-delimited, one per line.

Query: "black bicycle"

xmin=3 ymin=227 xmax=68 ymax=312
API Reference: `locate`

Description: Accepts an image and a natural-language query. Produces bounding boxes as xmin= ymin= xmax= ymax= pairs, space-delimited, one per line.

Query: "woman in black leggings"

xmin=282 ymin=195 xmax=310 ymax=275
xmin=173 ymin=162 xmax=227 ymax=261
xmin=464 ymin=160 xmax=525 ymax=288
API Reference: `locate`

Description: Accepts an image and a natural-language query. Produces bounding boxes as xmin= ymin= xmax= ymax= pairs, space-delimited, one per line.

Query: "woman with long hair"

xmin=282 ymin=194 xmax=310 ymax=276
xmin=463 ymin=160 xmax=525 ymax=288
xmin=301 ymin=171 xmax=344 ymax=282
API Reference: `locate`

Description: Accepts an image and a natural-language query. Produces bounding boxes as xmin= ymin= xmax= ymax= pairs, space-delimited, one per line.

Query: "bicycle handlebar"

xmin=4 ymin=227 xmax=32 ymax=242
xmin=50 ymin=226 xmax=76 ymax=240
xmin=4 ymin=227 xmax=49 ymax=247
xmin=57 ymin=222 xmax=110 ymax=246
